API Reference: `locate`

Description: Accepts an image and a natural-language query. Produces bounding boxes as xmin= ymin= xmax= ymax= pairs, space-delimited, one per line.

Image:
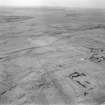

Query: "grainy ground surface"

xmin=0 ymin=7 xmax=105 ymax=105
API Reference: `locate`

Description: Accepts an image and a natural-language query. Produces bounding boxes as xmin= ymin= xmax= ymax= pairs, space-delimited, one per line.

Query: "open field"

xmin=0 ymin=7 xmax=105 ymax=105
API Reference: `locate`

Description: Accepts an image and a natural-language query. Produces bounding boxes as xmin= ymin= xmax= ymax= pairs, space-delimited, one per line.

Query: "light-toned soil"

xmin=0 ymin=7 xmax=105 ymax=105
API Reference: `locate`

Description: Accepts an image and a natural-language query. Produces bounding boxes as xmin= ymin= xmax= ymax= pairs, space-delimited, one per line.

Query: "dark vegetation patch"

xmin=0 ymin=15 xmax=33 ymax=23
xmin=68 ymin=71 xmax=97 ymax=97
xmin=88 ymin=48 xmax=105 ymax=65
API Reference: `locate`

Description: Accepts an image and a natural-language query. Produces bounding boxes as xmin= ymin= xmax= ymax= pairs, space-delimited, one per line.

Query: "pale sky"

xmin=0 ymin=0 xmax=105 ymax=8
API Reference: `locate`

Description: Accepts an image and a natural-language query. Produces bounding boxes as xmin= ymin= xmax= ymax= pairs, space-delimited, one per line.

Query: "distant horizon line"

xmin=0 ymin=6 xmax=105 ymax=10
